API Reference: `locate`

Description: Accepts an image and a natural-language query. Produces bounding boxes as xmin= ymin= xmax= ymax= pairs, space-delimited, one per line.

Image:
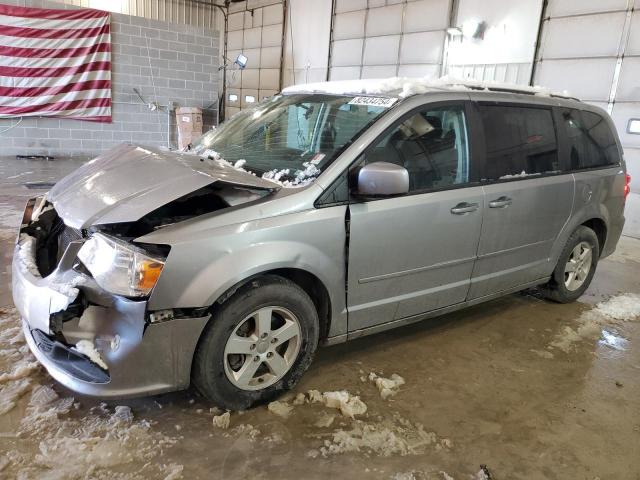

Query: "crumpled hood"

xmin=49 ymin=144 xmax=277 ymax=229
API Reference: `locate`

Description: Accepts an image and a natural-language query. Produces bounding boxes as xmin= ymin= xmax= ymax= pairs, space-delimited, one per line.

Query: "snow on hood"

xmin=282 ymin=74 xmax=566 ymax=99
xmin=49 ymin=144 xmax=277 ymax=229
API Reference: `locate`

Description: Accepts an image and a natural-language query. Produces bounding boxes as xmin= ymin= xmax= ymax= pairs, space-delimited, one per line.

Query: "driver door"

xmin=346 ymin=101 xmax=484 ymax=332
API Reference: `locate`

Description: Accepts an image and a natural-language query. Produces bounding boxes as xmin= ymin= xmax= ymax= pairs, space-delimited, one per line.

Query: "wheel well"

xmin=270 ymin=268 xmax=332 ymax=342
xmin=581 ymin=218 xmax=607 ymax=256
xmin=215 ymin=268 xmax=332 ymax=342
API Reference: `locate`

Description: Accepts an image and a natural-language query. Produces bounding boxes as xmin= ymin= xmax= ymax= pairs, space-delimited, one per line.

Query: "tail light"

xmin=624 ymin=173 xmax=631 ymax=199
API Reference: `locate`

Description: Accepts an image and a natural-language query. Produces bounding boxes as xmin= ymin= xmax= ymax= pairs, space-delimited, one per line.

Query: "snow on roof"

xmin=282 ymin=75 xmax=574 ymax=100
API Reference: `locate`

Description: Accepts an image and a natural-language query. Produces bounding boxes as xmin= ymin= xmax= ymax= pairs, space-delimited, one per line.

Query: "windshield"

xmin=190 ymin=94 xmax=391 ymax=187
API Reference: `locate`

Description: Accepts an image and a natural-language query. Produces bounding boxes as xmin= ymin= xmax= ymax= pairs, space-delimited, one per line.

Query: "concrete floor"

xmin=1 ymin=156 xmax=639 ymax=480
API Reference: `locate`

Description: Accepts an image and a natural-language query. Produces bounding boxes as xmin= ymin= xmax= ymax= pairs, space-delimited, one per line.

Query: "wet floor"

xmin=1 ymin=156 xmax=639 ymax=479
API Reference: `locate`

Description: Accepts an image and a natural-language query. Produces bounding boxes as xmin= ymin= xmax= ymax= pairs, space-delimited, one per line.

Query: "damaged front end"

xmin=12 ymin=145 xmax=278 ymax=398
xmin=11 ymin=195 xmax=223 ymax=397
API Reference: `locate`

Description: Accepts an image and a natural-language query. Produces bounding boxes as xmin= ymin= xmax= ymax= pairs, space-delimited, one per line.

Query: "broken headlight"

xmin=77 ymin=233 xmax=165 ymax=297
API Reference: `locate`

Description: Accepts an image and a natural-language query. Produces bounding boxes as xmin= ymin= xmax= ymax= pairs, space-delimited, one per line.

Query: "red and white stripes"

xmin=0 ymin=4 xmax=111 ymax=122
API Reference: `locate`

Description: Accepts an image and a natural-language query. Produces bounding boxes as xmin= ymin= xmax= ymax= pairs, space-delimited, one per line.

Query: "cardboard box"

xmin=176 ymin=107 xmax=203 ymax=149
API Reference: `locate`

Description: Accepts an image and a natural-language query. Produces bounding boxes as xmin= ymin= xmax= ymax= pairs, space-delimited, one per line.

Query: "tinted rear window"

xmin=479 ymin=105 xmax=559 ymax=181
xmin=561 ymin=109 xmax=619 ymax=170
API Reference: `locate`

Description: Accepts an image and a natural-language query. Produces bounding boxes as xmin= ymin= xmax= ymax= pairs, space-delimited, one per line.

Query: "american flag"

xmin=0 ymin=4 xmax=111 ymax=122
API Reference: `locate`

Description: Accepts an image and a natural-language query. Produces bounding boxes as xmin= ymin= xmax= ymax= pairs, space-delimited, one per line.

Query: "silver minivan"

xmin=12 ymin=80 xmax=629 ymax=410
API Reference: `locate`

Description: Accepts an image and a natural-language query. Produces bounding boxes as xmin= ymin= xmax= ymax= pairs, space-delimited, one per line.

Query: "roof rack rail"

xmin=436 ymin=80 xmax=581 ymax=102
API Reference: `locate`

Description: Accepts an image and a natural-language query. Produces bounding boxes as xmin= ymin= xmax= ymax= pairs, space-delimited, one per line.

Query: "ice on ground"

xmin=321 ymin=391 xmax=367 ymax=418
xmin=212 ymin=411 xmax=231 ymax=429
xmin=550 ymin=294 xmax=640 ymax=353
xmin=369 ymin=372 xmax=406 ymax=399
xmin=314 ymin=411 xmax=336 ymax=428
xmin=267 ymin=400 xmax=294 ymax=418
xmin=307 ymin=389 xmax=323 ymax=403
xmin=292 ymin=393 xmax=306 ymax=405
xmin=0 ymin=308 xmax=37 ymax=415
xmin=73 ymin=339 xmax=108 ymax=370
xmin=161 ymin=463 xmax=184 ymax=480
xmin=391 ymin=471 xmax=455 ymax=480
xmin=0 ymin=307 xmax=181 ymax=479
xmin=318 ymin=413 xmax=441 ymax=457
xmin=594 ymin=293 xmax=640 ymax=320
xmin=530 ymin=349 xmax=554 ymax=359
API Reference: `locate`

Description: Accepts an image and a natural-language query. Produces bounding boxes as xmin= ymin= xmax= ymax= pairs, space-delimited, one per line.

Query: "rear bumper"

xmin=12 ymin=200 xmax=210 ymax=398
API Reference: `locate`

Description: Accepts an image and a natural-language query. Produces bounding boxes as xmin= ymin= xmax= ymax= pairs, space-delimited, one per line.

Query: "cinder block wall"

xmin=0 ymin=0 xmax=219 ymax=158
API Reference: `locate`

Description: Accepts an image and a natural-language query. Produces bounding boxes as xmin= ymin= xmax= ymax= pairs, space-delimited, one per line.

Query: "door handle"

xmin=451 ymin=202 xmax=479 ymax=215
xmin=489 ymin=196 xmax=513 ymax=208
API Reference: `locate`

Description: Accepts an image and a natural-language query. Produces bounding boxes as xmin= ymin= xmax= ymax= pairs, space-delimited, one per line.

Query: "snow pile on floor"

xmin=320 ymin=391 xmax=367 ymax=418
xmin=310 ymin=412 xmax=450 ymax=458
xmin=550 ymin=293 xmax=640 ymax=353
xmin=594 ymin=293 xmax=640 ymax=320
xmin=267 ymin=400 xmax=294 ymax=418
xmin=391 ymin=471 xmax=455 ymax=480
xmin=0 ymin=307 xmax=182 ymax=480
xmin=266 ymin=389 xmax=367 ymax=419
xmin=212 ymin=411 xmax=231 ymax=429
xmin=368 ymin=372 xmax=405 ymax=399
xmin=0 ymin=308 xmax=40 ymax=416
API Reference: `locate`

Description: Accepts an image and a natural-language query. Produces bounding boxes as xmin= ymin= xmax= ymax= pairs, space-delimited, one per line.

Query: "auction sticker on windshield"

xmin=348 ymin=96 xmax=398 ymax=108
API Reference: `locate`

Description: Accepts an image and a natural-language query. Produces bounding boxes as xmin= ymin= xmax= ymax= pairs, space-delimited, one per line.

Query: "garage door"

xmin=225 ymin=1 xmax=284 ymax=118
xmin=532 ymin=0 xmax=640 ymax=148
xmin=328 ymin=0 xmax=451 ymax=81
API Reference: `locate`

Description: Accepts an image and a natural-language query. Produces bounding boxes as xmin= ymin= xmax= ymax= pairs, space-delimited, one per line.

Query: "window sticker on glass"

xmin=348 ymin=96 xmax=398 ymax=108
xmin=310 ymin=153 xmax=325 ymax=165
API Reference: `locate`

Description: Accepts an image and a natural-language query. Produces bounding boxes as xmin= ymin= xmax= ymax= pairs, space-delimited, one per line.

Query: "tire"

xmin=192 ymin=275 xmax=320 ymax=410
xmin=541 ymin=226 xmax=600 ymax=303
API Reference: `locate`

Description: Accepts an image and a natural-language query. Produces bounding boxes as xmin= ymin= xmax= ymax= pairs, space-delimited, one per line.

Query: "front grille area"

xmin=26 ymin=205 xmax=84 ymax=277
xmin=57 ymin=225 xmax=83 ymax=262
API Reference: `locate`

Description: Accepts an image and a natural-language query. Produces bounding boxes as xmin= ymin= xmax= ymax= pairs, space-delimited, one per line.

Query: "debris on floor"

xmin=321 ymin=390 xmax=367 ymax=418
xmin=312 ymin=411 xmax=443 ymax=457
xmin=212 ymin=411 xmax=231 ymax=429
xmin=267 ymin=400 xmax=294 ymax=418
xmin=314 ymin=411 xmax=336 ymax=428
xmin=369 ymin=372 xmax=406 ymax=399
xmin=0 ymin=307 xmax=182 ymax=479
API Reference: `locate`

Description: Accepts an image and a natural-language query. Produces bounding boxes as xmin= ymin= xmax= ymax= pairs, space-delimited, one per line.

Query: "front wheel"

xmin=192 ymin=275 xmax=319 ymax=410
xmin=541 ymin=226 xmax=599 ymax=303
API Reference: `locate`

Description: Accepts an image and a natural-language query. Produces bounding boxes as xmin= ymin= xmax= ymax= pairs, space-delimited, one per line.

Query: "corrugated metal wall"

xmin=53 ymin=0 xmax=217 ymax=28
xmin=328 ymin=0 xmax=451 ymax=81
xmin=532 ymin=0 xmax=639 ymax=149
xmin=225 ymin=0 xmax=285 ymax=117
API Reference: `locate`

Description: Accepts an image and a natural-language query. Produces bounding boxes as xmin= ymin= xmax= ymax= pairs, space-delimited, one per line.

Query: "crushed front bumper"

xmin=12 ymin=199 xmax=210 ymax=398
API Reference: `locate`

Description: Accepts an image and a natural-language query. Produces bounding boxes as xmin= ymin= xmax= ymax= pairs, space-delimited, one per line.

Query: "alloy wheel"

xmin=223 ymin=306 xmax=301 ymax=390
xmin=564 ymin=241 xmax=593 ymax=291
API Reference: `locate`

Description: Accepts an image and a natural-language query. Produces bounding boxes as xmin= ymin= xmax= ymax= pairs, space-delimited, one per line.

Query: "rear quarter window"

xmin=561 ymin=109 xmax=620 ymax=170
xmin=478 ymin=104 xmax=559 ymax=181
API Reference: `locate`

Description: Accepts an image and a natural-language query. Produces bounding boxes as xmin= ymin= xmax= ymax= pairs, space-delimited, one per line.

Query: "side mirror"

xmin=356 ymin=162 xmax=409 ymax=197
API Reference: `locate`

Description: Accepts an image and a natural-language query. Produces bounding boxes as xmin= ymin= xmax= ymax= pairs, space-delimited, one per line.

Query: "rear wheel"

xmin=192 ymin=275 xmax=319 ymax=410
xmin=542 ymin=226 xmax=599 ymax=303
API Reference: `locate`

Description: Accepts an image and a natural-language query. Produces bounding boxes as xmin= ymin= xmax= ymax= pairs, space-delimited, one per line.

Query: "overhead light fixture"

xmin=446 ymin=27 xmax=463 ymax=36
xmin=245 ymin=95 xmax=256 ymax=103
xmin=229 ymin=93 xmax=238 ymax=102
xmin=235 ymin=54 xmax=248 ymax=70
xmin=628 ymin=118 xmax=640 ymax=134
